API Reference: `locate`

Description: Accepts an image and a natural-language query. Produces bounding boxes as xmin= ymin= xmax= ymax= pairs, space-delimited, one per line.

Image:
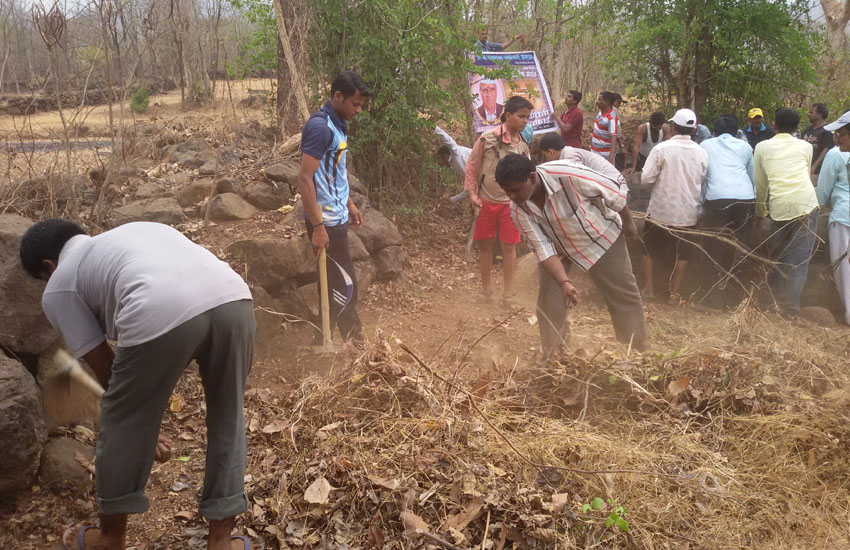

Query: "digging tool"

xmin=43 ymin=349 xmax=173 ymax=460
xmin=307 ymin=247 xmax=342 ymax=355
xmin=42 ymin=349 xmax=104 ymax=428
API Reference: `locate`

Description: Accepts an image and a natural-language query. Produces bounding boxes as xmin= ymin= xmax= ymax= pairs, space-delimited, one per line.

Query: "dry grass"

xmin=231 ymin=301 xmax=850 ymax=549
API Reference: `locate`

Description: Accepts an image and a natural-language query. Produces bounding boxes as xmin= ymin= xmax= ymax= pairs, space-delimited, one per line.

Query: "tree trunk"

xmin=822 ymin=0 xmax=850 ymax=57
xmin=272 ymin=0 xmax=310 ymax=130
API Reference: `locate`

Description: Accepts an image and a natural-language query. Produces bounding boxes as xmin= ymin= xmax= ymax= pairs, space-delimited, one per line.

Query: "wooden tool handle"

xmin=318 ymin=247 xmax=332 ymax=349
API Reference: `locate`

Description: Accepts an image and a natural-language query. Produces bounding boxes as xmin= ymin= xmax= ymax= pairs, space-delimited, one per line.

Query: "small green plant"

xmin=580 ymin=497 xmax=629 ymax=533
xmin=130 ymin=86 xmax=150 ymax=113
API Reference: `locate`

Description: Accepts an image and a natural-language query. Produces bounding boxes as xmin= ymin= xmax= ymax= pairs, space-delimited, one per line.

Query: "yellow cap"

xmin=748 ymin=108 xmax=764 ymax=119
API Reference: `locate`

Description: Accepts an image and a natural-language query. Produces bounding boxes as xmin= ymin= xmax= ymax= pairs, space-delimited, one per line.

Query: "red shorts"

xmin=473 ymin=201 xmax=521 ymax=244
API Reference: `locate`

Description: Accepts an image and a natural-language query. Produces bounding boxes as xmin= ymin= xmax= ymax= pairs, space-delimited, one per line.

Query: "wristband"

xmin=559 ymin=279 xmax=572 ymax=288
xmin=312 ymin=222 xmax=325 ymax=228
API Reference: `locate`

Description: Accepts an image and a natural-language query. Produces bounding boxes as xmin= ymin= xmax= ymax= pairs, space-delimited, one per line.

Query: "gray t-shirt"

xmin=42 ymin=222 xmax=252 ymax=357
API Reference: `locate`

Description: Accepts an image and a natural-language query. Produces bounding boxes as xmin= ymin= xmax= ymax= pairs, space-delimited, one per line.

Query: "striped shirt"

xmin=591 ymin=109 xmax=618 ymax=158
xmin=510 ymin=160 xmax=627 ymax=271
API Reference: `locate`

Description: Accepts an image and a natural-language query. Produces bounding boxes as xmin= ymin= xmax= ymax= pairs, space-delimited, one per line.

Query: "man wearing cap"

xmin=639 ymin=108 xmax=708 ymax=303
xmin=744 ymin=108 xmax=776 ymax=151
xmin=816 ymin=110 xmax=850 ymax=324
xmin=754 ymin=107 xmax=818 ymax=319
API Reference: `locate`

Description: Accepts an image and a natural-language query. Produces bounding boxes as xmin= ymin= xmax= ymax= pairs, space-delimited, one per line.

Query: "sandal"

xmin=62 ymin=525 xmax=95 ymax=550
xmin=232 ymin=535 xmax=264 ymax=550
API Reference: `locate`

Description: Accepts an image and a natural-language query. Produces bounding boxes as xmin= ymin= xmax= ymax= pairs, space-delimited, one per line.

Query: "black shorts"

xmin=641 ymin=221 xmax=696 ymax=261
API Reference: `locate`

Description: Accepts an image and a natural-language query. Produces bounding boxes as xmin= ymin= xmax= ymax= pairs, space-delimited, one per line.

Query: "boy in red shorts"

xmin=465 ymin=95 xmax=533 ymax=301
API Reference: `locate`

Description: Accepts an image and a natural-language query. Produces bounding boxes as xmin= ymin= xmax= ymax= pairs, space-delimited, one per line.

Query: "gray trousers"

xmin=829 ymin=222 xmax=850 ymax=325
xmin=538 ymin=235 xmax=647 ymax=355
xmin=96 ymin=299 xmax=255 ymax=520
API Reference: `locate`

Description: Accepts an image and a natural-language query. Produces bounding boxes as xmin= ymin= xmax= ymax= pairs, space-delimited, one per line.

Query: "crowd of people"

xmin=19 ymin=64 xmax=850 ymax=549
xmin=454 ymin=81 xmax=850 ymax=360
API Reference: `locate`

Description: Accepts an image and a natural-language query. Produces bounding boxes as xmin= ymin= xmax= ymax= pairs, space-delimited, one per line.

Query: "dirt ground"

xmin=3 ymin=93 xmax=850 ymax=549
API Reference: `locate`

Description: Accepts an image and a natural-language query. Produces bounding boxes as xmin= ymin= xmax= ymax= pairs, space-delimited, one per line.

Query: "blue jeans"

xmin=766 ymin=209 xmax=818 ymax=317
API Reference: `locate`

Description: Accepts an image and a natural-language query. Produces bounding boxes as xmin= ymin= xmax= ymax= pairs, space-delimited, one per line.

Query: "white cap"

xmin=669 ymin=108 xmax=697 ymax=129
xmin=824 ymin=110 xmax=850 ymax=131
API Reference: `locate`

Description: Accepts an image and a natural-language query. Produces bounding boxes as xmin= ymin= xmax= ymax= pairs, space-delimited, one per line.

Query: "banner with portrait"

xmin=469 ymin=51 xmax=556 ymax=135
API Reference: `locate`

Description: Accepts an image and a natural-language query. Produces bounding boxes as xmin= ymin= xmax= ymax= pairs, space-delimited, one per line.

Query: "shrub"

xmin=130 ymin=86 xmax=150 ymax=113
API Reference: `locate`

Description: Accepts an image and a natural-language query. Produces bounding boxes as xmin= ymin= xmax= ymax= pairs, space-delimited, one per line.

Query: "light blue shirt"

xmin=699 ymin=133 xmax=755 ymax=206
xmin=816 ymin=147 xmax=850 ymax=227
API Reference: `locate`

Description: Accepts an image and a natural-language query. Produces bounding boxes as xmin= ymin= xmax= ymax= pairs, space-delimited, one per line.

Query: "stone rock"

xmin=263 ymin=163 xmax=299 ymax=185
xmin=350 ymin=192 xmax=369 ymax=211
xmin=0 ymin=214 xmax=57 ymax=355
xmin=232 ymin=120 xmax=271 ymax=141
xmin=38 ymin=437 xmax=94 ymax=488
xmin=134 ymin=180 xmax=171 ymax=199
xmin=170 ymin=172 xmax=193 ymax=186
xmin=348 ymin=231 xmax=370 ymax=262
xmin=210 ymin=193 xmax=258 ymax=221
xmin=251 ymin=283 xmax=312 ymax=360
xmin=17 ymin=174 xmax=88 ymax=216
xmin=198 ymin=161 xmax=220 ymax=176
xmin=348 ymin=174 xmax=368 ymax=196
xmin=177 ymin=179 xmax=214 ymax=207
xmin=281 ymin=201 xmax=306 ymax=230
xmin=800 ymin=306 xmax=837 ymax=328
xmin=354 ymin=208 xmax=403 ymax=253
xmin=373 ymin=246 xmax=407 ymax=282
xmin=226 ymin=237 xmax=316 ymax=296
xmin=112 ymin=198 xmax=187 ymax=226
xmin=170 ymin=139 xmax=215 ymax=168
xmin=176 ymin=137 xmax=211 ymax=152
xmin=354 ymin=260 xmax=374 ymax=299
xmin=118 ymin=165 xmax=146 ymax=178
xmin=216 ymin=177 xmax=242 ymax=195
xmin=0 ymin=355 xmax=48 ymax=500
xmin=299 ymin=283 xmax=319 ymax=318
xmin=240 ymin=181 xmax=292 ymax=211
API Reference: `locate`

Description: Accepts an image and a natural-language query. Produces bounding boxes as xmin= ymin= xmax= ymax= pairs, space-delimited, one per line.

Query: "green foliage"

xmin=306 ymin=0 xmax=515 ymax=203
xmin=580 ymin=497 xmax=629 ymax=533
xmin=228 ymin=0 xmax=277 ymax=77
xmin=77 ymin=44 xmax=105 ymax=73
xmin=593 ymin=0 xmax=821 ymax=118
xmin=130 ymin=86 xmax=150 ymax=113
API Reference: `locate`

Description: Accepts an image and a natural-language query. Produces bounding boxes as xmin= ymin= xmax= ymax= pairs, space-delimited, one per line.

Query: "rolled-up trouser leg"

xmin=587 ymin=234 xmax=648 ymax=345
xmin=196 ymin=299 xmax=255 ymax=520
xmin=96 ymin=311 xmax=211 ymax=515
xmin=537 ymin=257 xmax=571 ymax=357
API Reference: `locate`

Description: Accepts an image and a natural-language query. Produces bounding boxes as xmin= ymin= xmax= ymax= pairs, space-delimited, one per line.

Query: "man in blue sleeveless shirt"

xmin=297 ymin=71 xmax=369 ymax=343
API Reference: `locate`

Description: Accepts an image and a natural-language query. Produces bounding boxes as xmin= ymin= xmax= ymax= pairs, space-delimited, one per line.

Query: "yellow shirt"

xmin=754 ymin=133 xmax=818 ymax=221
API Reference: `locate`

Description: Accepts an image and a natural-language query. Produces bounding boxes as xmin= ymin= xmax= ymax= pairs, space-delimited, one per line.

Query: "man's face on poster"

xmin=480 ymin=82 xmax=498 ymax=114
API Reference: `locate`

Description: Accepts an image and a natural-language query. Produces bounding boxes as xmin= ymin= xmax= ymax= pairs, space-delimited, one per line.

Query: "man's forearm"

xmin=540 ymin=255 xmax=570 ymax=285
xmin=618 ymin=204 xmax=634 ymax=225
xmin=298 ymin=175 xmax=324 ymax=225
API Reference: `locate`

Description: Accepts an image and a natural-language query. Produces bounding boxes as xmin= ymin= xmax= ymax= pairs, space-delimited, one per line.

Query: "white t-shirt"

xmin=42 ymin=222 xmax=252 ymax=357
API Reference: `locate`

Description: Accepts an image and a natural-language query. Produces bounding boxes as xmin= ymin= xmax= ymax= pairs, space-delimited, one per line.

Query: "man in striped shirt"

xmin=495 ymin=153 xmax=649 ymax=357
xmin=590 ymin=91 xmax=620 ymax=164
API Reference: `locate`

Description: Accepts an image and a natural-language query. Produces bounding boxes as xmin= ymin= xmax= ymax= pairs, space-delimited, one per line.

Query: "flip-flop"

xmin=232 ymin=535 xmax=264 ymax=550
xmin=62 ymin=525 xmax=93 ymax=550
